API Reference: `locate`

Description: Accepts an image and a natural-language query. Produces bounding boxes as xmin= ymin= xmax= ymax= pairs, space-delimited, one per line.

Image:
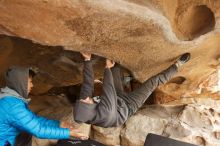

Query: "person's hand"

xmin=106 ymin=59 xmax=115 ymax=68
xmin=60 ymin=121 xmax=73 ymax=129
xmin=70 ymin=128 xmax=88 ymax=140
xmin=80 ymin=97 xmax=94 ymax=104
xmin=81 ymin=52 xmax=91 ymax=61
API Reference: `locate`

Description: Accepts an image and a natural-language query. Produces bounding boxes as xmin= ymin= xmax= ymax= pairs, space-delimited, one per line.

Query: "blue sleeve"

xmin=37 ymin=117 xmax=60 ymax=127
xmin=30 ymin=111 xmax=60 ymax=127
xmin=7 ymin=100 xmax=70 ymax=139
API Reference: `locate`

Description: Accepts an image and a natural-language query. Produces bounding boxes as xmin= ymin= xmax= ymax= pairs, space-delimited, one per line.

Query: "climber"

xmin=0 ymin=66 xmax=88 ymax=146
xmin=73 ymin=52 xmax=191 ymax=128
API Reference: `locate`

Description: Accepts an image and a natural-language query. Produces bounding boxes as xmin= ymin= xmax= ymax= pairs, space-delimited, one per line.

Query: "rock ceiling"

xmin=0 ymin=0 xmax=220 ymax=97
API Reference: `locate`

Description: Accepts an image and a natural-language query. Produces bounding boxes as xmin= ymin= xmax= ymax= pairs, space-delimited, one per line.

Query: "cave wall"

xmin=0 ymin=0 xmax=220 ymax=84
xmin=0 ymin=0 xmax=220 ymax=97
xmin=1 ymin=1 xmax=220 ymax=146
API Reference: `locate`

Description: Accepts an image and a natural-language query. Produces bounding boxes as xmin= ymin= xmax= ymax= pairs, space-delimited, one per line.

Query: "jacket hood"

xmin=5 ymin=66 xmax=30 ymax=99
xmin=0 ymin=87 xmax=31 ymax=103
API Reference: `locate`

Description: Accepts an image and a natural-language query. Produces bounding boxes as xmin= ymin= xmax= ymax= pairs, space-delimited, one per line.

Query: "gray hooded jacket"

xmin=0 ymin=66 xmax=31 ymax=102
xmin=74 ymin=61 xmax=129 ymax=127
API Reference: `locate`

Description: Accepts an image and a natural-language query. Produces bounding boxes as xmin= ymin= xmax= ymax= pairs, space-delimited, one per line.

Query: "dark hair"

xmin=29 ymin=69 xmax=36 ymax=78
xmin=93 ymin=82 xmax=103 ymax=96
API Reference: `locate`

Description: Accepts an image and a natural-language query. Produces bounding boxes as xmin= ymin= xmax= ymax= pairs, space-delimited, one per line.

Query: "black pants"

xmin=111 ymin=64 xmax=178 ymax=117
xmin=14 ymin=132 xmax=32 ymax=146
xmin=56 ymin=139 xmax=106 ymax=146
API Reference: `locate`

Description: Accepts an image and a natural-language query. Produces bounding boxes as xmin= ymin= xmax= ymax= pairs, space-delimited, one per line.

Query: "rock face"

xmin=154 ymin=70 xmax=220 ymax=104
xmin=30 ymin=95 xmax=220 ymax=146
xmin=0 ymin=0 xmax=220 ymax=98
xmin=0 ymin=36 xmax=106 ymax=95
xmin=1 ymin=0 xmax=220 ymax=146
xmin=92 ymin=99 xmax=220 ymax=146
xmin=30 ymin=94 xmax=91 ymax=146
xmin=92 ymin=126 xmax=122 ymax=146
xmin=0 ymin=0 xmax=220 ymax=85
xmin=120 ymin=100 xmax=215 ymax=146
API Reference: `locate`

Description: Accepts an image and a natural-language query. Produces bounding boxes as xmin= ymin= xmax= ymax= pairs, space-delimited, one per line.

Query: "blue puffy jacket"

xmin=0 ymin=66 xmax=70 ymax=146
xmin=0 ymin=88 xmax=70 ymax=146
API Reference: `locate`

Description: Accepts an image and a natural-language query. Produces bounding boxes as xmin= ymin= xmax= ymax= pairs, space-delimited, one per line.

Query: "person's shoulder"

xmin=1 ymin=96 xmax=25 ymax=105
xmin=0 ymin=96 xmax=25 ymax=114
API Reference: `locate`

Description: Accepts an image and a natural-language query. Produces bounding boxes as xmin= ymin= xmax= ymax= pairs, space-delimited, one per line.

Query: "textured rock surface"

xmin=118 ymin=99 xmax=220 ymax=146
xmin=30 ymin=95 xmax=220 ymax=146
xmin=155 ymin=70 xmax=220 ymax=104
xmin=0 ymin=0 xmax=220 ymax=85
xmin=30 ymin=94 xmax=91 ymax=146
xmin=92 ymin=126 xmax=122 ymax=146
xmin=0 ymin=36 xmax=106 ymax=95
xmin=1 ymin=0 xmax=220 ymax=146
xmin=0 ymin=0 xmax=220 ymax=98
xmin=121 ymin=105 xmax=181 ymax=146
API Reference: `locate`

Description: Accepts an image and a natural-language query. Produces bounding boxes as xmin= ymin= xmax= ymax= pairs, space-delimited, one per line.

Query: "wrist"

xmin=70 ymin=129 xmax=74 ymax=135
xmin=106 ymin=65 xmax=114 ymax=69
xmin=84 ymin=58 xmax=91 ymax=61
xmin=105 ymin=66 xmax=111 ymax=69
